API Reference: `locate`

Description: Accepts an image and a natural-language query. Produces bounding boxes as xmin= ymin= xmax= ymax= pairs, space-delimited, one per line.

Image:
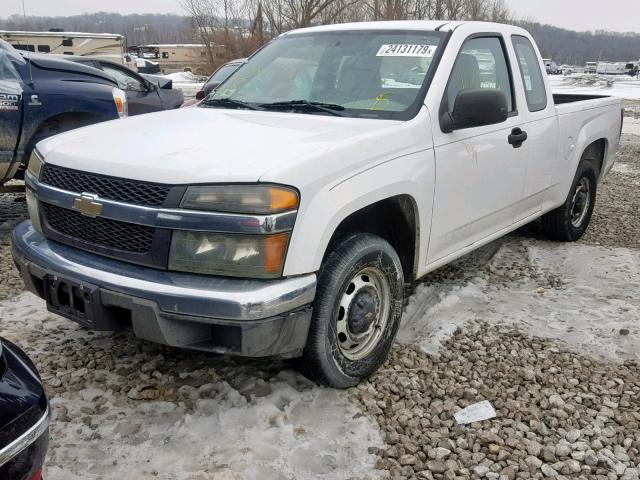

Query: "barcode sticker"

xmin=376 ymin=44 xmax=437 ymax=57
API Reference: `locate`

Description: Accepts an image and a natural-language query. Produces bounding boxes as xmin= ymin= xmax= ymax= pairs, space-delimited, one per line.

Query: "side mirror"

xmin=441 ymin=89 xmax=509 ymax=133
xmin=196 ymin=90 xmax=206 ymax=100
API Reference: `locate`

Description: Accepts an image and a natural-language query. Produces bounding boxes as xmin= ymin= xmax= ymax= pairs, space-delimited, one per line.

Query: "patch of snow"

xmin=623 ymin=118 xmax=640 ymax=136
xmin=164 ymin=71 xmax=207 ymax=83
xmin=160 ymin=72 xmax=207 ymax=99
xmin=0 ymin=294 xmax=383 ymax=480
xmin=399 ymin=240 xmax=640 ymax=363
xmin=550 ymin=74 xmax=640 ymax=100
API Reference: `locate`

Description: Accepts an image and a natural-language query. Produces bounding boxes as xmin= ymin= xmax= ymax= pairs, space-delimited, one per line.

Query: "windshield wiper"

xmin=259 ymin=100 xmax=346 ymax=117
xmin=201 ymin=97 xmax=263 ymax=111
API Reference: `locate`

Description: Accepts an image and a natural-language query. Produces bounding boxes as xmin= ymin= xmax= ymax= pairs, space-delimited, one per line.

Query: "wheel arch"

xmin=22 ymin=111 xmax=105 ymax=163
xmin=322 ymin=195 xmax=419 ymax=284
xmin=580 ymin=137 xmax=607 ymax=180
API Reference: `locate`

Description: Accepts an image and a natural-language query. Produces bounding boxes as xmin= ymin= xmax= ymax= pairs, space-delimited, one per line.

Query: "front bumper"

xmin=12 ymin=221 xmax=316 ymax=358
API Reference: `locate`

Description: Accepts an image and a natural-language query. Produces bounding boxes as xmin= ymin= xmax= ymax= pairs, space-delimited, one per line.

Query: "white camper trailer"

xmin=596 ymin=62 xmax=633 ymax=75
xmin=0 ymin=30 xmax=125 ymax=64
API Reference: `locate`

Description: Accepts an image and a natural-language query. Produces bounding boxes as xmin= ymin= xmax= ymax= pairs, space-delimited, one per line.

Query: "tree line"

xmin=1 ymin=1 xmax=639 ymax=68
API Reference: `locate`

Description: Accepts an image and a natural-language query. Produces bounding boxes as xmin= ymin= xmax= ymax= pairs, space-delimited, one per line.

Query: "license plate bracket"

xmin=44 ymin=274 xmax=100 ymax=328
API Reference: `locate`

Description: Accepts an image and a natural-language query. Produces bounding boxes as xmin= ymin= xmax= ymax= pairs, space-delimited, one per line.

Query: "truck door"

xmin=509 ymin=35 xmax=560 ymax=221
xmin=0 ymin=47 xmax=24 ymax=181
xmin=428 ymin=35 xmax=528 ymax=263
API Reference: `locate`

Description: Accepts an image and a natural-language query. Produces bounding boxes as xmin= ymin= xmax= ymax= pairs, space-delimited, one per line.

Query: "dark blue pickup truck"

xmin=0 ymin=40 xmax=126 ymax=185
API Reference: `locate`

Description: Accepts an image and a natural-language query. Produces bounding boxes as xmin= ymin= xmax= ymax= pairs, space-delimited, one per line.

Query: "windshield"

xmin=202 ymin=30 xmax=444 ymax=120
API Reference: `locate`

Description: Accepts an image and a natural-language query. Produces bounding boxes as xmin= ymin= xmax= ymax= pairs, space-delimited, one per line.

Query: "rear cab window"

xmin=511 ymin=35 xmax=547 ymax=112
xmin=443 ymin=36 xmax=516 ymax=116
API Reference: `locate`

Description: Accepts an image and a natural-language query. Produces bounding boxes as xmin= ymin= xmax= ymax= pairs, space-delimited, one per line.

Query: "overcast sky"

xmin=3 ymin=0 xmax=640 ymax=33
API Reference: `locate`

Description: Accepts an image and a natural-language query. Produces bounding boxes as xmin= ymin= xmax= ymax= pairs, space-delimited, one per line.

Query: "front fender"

xmin=282 ymin=147 xmax=435 ymax=278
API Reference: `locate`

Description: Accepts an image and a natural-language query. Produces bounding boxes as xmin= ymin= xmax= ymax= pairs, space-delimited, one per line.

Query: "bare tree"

xmin=488 ymin=0 xmax=511 ymax=23
xmin=444 ymin=0 xmax=466 ymax=20
xmin=465 ymin=0 xmax=487 ymax=20
xmin=179 ymin=0 xmax=219 ymax=67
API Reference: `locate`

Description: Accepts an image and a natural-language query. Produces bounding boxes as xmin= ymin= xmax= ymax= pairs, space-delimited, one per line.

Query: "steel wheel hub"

xmin=335 ymin=267 xmax=390 ymax=361
xmin=571 ymin=177 xmax=591 ymax=228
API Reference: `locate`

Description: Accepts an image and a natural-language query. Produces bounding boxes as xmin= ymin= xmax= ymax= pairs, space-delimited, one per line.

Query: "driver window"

xmin=102 ymin=64 xmax=145 ymax=92
xmin=445 ymin=36 xmax=514 ymax=115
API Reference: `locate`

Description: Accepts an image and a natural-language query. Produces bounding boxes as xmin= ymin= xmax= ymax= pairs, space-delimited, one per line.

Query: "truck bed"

xmin=553 ymin=93 xmax=610 ymax=105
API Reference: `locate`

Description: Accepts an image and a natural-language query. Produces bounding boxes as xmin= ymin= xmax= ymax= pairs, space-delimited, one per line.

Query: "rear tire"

xmin=541 ymin=161 xmax=598 ymax=242
xmin=301 ymin=233 xmax=404 ymax=388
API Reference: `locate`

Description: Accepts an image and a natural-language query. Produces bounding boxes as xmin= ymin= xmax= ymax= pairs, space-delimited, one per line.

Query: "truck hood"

xmin=38 ymin=107 xmax=402 ymax=184
xmin=27 ymin=53 xmax=117 ymax=86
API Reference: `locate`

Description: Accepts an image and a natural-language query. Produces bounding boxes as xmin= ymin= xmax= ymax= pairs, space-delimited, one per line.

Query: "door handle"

xmin=508 ymin=128 xmax=528 ymax=148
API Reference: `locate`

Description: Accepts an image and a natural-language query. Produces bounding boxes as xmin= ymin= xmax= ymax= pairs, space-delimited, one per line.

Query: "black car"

xmin=0 ymin=338 xmax=49 ymax=480
xmin=63 ymin=56 xmax=184 ymax=116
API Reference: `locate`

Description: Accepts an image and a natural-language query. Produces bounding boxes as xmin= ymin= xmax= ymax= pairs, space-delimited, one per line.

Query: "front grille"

xmin=43 ymin=203 xmax=154 ymax=254
xmin=41 ymin=164 xmax=171 ymax=207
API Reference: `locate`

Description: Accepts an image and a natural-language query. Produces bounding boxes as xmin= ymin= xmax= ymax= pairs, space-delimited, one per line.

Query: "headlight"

xmin=112 ymin=87 xmax=128 ymax=118
xmin=169 ymin=231 xmax=289 ymax=278
xmin=181 ymin=185 xmax=298 ymax=214
xmin=27 ymin=149 xmax=44 ymax=179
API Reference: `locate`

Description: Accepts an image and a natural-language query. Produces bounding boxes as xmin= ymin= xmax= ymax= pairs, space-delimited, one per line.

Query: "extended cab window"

xmin=205 ymin=30 xmax=445 ymax=120
xmin=444 ymin=36 xmax=514 ymax=115
xmin=512 ymin=36 xmax=547 ymax=112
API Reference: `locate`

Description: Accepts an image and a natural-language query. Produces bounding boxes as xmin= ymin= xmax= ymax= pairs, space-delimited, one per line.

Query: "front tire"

xmin=541 ymin=161 xmax=598 ymax=242
xmin=302 ymin=233 xmax=404 ymax=388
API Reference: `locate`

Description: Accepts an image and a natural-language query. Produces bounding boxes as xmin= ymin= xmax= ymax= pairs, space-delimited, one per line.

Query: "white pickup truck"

xmin=13 ymin=21 xmax=622 ymax=388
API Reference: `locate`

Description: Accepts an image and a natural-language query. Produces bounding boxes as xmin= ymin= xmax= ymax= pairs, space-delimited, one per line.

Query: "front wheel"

xmin=302 ymin=233 xmax=404 ymax=388
xmin=541 ymin=161 xmax=598 ymax=242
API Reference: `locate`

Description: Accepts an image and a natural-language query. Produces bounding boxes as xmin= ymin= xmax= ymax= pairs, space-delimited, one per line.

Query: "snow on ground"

xmin=549 ymin=73 xmax=640 ymax=100
xmin=624 ymin=117 xmax=640 ymax=136
xmin=2 ymin=231 xmax=638 ymax=478
xmin=399 ymin=240 xmax=640 ymax=362
xmin=0 ymin=294 xmax=383 ymax=480
xmin=163 ymin=71 xmax=207 ymax=99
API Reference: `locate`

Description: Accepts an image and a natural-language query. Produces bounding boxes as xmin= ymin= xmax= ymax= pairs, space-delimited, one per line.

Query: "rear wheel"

xmin=302 ymin=233 xmax=404 ymax=388
xmin=541 ymin=161 xmax=598 ymax=241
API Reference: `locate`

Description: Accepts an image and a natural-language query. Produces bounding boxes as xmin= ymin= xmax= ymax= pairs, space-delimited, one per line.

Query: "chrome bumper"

xmin=12 ymin=221 xmax=316 ymax=357
xmin=0 ymin=407 xmax=49 ymax=469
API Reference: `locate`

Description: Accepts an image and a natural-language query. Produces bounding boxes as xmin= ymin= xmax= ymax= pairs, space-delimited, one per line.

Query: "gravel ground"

xmin=355 ymin=326 xmax=640 ymax=480
xmin=0 ymin=140 xmax=638 ymax=479
xmin=579 ymin=143 xmax=640 ymax=249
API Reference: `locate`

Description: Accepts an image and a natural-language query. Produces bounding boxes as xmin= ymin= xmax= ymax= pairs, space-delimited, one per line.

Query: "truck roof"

xmin=283 ymin=20 xmax=529 ymax=35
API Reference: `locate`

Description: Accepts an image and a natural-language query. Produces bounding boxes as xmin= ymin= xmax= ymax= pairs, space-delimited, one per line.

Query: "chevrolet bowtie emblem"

xmin=73 ymin=193 xmax=103 ymax=218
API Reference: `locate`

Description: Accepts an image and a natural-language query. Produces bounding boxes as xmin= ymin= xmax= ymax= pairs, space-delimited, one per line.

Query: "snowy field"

xmin=549 ymin=73 xmax=640 ymax=102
